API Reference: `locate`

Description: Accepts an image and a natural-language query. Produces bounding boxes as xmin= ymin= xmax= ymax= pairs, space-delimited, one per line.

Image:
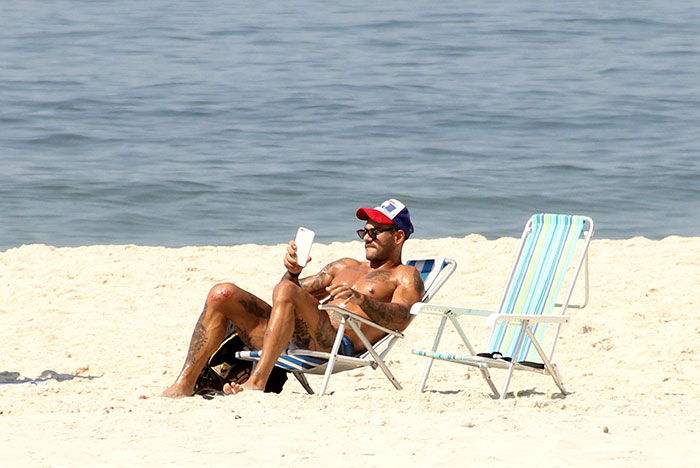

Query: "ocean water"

xmin=1 ymin=1 xmax=699 ymax=250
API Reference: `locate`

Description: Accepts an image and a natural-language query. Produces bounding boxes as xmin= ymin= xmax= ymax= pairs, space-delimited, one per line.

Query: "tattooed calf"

xmin=183 ymin=304 xmax=208 ymax=368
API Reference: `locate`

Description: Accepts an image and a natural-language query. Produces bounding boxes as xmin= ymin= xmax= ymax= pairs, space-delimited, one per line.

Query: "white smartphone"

xmin=294 ymin=226 xmax=315 ymax=268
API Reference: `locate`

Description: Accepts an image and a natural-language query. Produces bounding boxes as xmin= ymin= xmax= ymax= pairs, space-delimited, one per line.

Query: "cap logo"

xmin=382 ymin=201 xmax=397 ymax=213
xmin=377 ymin=198 xmax=406 ymax=221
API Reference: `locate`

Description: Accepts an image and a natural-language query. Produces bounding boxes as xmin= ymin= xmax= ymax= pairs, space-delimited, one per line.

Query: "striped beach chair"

xmin=236 ymin=257 xmax=456 ymax=396
xmin=411 ymin=214 xmax=594 ymax=399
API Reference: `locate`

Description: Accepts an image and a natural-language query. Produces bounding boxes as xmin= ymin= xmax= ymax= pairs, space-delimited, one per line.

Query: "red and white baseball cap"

xmin=356 ymin=198 xmax=414 ymax=238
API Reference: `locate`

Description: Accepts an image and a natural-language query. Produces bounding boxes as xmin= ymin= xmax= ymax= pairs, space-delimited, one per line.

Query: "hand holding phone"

xmin=294 ymin=227 xmax=315 ymax=268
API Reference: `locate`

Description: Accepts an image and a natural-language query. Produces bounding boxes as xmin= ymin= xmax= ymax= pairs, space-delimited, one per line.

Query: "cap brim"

xmin=356 ymin=207 xmax=394 ymax=225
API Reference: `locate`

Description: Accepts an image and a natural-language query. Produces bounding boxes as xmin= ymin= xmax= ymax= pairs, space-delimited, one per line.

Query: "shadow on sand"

xmin=0 ymin=370 xmax=100 ymax=385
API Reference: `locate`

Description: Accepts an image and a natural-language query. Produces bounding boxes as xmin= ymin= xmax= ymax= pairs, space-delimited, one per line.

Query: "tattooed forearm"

xmin=183 ymin=305 xmax=208 ymax=368
xmin=300 ymin=264 xmax=333 ymax=297
xmin=358 ymin=295 xmax=410 ymax=330
xmin=301 ymin=269 xmax=329 ymax=292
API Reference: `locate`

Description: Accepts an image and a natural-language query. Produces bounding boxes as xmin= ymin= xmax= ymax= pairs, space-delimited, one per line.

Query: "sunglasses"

xmin=356 ymin=227 xmax=397 ymax=240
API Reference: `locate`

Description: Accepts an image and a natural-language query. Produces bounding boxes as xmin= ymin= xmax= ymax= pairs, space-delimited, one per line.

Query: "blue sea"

xmin=1 ymin=1 xmax=699 ymax=250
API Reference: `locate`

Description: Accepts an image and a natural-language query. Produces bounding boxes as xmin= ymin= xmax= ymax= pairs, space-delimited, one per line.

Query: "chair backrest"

xmin=405 ymin=258 xmax=457 ymax=303
xmin=356 ymin=257 xmax=457 ymax=360
xmin=487 ymin=214 xmax=594 ymax=362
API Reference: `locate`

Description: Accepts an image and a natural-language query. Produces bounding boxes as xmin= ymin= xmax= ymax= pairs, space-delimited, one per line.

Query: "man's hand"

xmin=283 ymin=240 xmax=311 ymax=276
xmin=325 ymin=282 xmax=366 ymax=305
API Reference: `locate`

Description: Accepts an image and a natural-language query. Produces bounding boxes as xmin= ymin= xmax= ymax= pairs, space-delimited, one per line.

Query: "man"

xmin=162 ymin=198 xmax=424 ymax=398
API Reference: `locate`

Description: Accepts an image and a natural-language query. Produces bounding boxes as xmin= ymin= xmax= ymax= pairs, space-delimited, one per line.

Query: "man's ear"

xmin=395 ymin=229 xmax=406 ymax=244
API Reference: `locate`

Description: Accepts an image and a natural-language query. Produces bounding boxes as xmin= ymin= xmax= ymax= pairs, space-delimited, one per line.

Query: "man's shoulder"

xmin=386 ymin=263 xmax=422 ymax=285
xmin=396 ymin=262 xmax=419 ymax=275
xmin=330 ymin=257 xmax=363 ymax=269
xmin=397 ymin=263 xmax=425 ymax=291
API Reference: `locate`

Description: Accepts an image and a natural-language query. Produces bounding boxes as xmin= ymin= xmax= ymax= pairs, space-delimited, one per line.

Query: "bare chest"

xmin=331 ymin=268 xmax=397 ymax=302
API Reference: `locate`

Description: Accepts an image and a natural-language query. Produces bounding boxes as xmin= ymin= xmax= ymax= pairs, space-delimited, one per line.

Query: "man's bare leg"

xmin=224 ymin=280 xmax=336 ymax=395
xmin=162 ymin=283 xmax=271 ymax=398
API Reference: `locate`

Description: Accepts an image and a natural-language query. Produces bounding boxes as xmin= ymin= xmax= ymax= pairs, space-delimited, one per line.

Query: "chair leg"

xmin=419 ymin=360 xmax=435 ymax=393
xmin=550 ymin=363 xmax=567 ymax=395
xmin=319 ymin=319 xmax=348 ymax=396
xmin=499 ymin=321 xmax=529 ymax=400
xmin=348 ymin=320 xmax=402 ymax=390
xmin=524 ymin=325 xmax=568 ymax=395
xmin=499 ymin=365 xmax=516 ymax=400
xmin=479 ymin=365 xmax=500 ymax=398
xmin=293 ymin=372 xmax=314 ymax=395
xmin=419 ymin=314 xmax=448 ymax=392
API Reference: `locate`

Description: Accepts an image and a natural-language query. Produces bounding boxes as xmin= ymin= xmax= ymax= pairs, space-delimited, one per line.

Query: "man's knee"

xmin=207 ymin=282 xmax=242 ymax=304
xmin=272 ymin=280 xmax=302 ymax=304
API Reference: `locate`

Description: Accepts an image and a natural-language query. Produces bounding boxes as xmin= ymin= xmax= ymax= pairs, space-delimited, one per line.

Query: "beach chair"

xmin=236 ymin=257 xmax=456 ymax=396
xmin=411 ymin=214 xmax=594 ymax=399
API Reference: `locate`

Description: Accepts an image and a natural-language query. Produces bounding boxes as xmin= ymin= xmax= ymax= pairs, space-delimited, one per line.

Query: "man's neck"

xmin=368 ymin=256 xmax=402 ymax=270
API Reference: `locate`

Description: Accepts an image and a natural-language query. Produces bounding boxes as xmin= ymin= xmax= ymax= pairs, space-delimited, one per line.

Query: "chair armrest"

xmin=486 ymin=313 xmax=571 ymax=326
xmin=318 ymin=305 xmax=404 ymax=338
xmin=410 ymin=302 xmax=493 ymax=318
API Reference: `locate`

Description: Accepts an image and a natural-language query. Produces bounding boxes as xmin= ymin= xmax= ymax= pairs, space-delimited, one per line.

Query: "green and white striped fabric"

xmin=487 ymin=214 xmax=585 ymax=363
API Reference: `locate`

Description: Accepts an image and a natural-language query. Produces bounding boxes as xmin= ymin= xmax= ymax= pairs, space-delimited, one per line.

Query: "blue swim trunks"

xmin=338 ymin=335 xmax=355 ymax=357
xmin=287 ymin=335 xmax=354 ymax=356
xmin=287 ymin=335 xmax=355 ymax=357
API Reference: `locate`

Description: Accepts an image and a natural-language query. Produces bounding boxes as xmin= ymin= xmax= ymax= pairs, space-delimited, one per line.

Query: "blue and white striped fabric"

xmin=243 ymin=349 xmax=335 ymax=372
xmin=406 ymin=258 xmax=445 ymax=302
xmin=487 ymin=214 xmax=585 ymax=362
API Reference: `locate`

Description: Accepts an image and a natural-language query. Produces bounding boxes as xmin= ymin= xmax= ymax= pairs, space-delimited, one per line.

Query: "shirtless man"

xmin=162 ymin=198 xmax=424 ymax=398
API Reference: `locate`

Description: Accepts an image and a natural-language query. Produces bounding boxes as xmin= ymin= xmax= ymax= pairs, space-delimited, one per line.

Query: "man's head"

xmin=356 ymin=199 xmax=414 ymax=263
xmin=356 ymin=199 xmax=414 ymax=238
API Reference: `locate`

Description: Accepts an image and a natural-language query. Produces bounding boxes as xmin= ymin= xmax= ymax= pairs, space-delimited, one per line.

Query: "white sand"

xmin=1 ymin=236 xmax=699 ymax=467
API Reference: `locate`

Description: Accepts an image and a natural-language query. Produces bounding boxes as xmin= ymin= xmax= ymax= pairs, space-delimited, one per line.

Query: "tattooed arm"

xmin=281 ymin=252 xmax=360 ymax=300
xmin=327 ymin=266 xmax=425 ymax=331
xmin=296 ymin=263 xmax=333 ymax=298
xmin=302 ymin=258 xmax=362 ymax=298
xmin=356 ymin=295 xmax=412 ymax=330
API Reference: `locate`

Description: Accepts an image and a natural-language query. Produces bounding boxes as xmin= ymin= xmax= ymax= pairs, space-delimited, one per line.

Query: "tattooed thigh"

xmin=314 ymin=318 xmax=337 ymax=350
xmin=291 ymin=318 xmax=312 ymax=349
xmin=236 ymin=328 xmax=254 ymax=349
xmin=242 ymin=296 xmax=271 ymax=318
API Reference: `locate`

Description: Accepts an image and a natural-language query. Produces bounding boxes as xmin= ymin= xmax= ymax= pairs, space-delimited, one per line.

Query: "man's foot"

xmin=223 ymin=380 xmax=264 ymax=395
xmin=161 ymin=384 xmax=194 ymax=398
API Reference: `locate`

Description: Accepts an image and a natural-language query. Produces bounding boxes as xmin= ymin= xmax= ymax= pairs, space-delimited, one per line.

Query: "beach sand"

xmin=1 ymin=236 xmax=699 ymax=467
